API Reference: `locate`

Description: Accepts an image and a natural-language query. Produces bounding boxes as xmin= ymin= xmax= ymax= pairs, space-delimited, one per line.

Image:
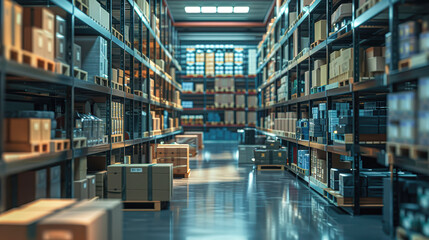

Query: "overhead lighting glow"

xmin=218 ymin=6 xmax=233 ymax=13
xmin=185 ymin=6 xmax=200 ymax=13
xmin=201 ymin=6 xmax=216 ymax=13
xmin=234 ymin=6 xmax=249 ymax=13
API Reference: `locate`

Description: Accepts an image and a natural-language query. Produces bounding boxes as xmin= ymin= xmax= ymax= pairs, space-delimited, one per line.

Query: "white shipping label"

xmin=60 ymin=42 xmax=64 ymax=53
xmin=131 ymin=168 xmax=142 ymax=173
xmin=16 ymin=13 xmax=21 ymax=25
xmin=34 ymin=122 xmax=40 ymax=131
xmin=92 ymin=179 xmax=95 ymax=184
xmin=83 ymin=182 xmax=87 ymax=189
xmin=38 ymin=35 xmax=43 ymax=48
xmin=48 ymin=19 xmax=53 ymax=30
xmin=77 ymin=51 xmax=80 ymax=61
xmin=48 ymin=41 xmax=52 ymax=52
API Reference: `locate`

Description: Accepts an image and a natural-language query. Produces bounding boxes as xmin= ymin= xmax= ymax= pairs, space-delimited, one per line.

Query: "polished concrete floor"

xmin=124 ymin=142 xmax=389 ymax=240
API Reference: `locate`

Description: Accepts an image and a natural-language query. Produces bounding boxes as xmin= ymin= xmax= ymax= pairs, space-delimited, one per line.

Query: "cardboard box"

xmin=314 ymin=20 xmax=327 ymax=42
xmin=94 ymin=170 xmax=107 ymax=198
xmin=17 ymin=169 xmax=47 ymax=206
xmin=74 ymin=157 xmax=87 ymax=180
xmin=23 ymin=27 xmax=45 ymax=57
xmin=88 ymin=0 xmax=101 ymax=23
xmin=55 ymin=34 xmax=66 ymax=61
xmin=87 ymin=175 xmax=96 ymax=199
xmin=40 ymin=119 xmax=51 ymax=141
xmin=184 ymin=132 xmax=204 ymax=149
xmin=37 ymin=208 xmax=108 ymax=240
xmin=24 ymin=7 xmax=54 ymax=34
xmin=3 ymin=0 xmax=23 ymax=49
xmin=320 ymin=64 xmax=327 ymax=86
xmin=70 ymin=200 xmax=122 ymax=240
xmin=74 ymin=43 xmax=82 ymax=68
xmin=0 ymin=209 xmax=54 ymax=240
xmin=366 ymin=47 xmax=383 ymax=58
xmin=8 ymin=118 xmax=41 ymax=143
xmin=55 ymin=15 xmax=66 ymax=36
xmin=49 ymin=166 xmax=61 ymax=198
xmin=367 ymin=56 xmax=385 ymax=73
xmin=74 ymin=178 xmax=88 ymax=200
xmin=20 ymin=199 xmax=76 ymax=212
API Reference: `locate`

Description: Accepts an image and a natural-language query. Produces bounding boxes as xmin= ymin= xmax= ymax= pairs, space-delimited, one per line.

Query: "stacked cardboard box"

xmin=297 ymin=150 xmax=310 ymax=170
xmin=107 ymin=164 xmax=173 ymax=201
xmin=247 ymin=112 xmax=257 ymax=126
xmin=205 ymin=51 xmax=215 ymax=76
xmin=214 ymin=94 xmax=234 ymax=108
xmin=175 ymin=135 xmax=198 ymax=156
xmin=214 ymin=78 xmax=235 ymax=92
xmin=111 ymin=102 xmax=124 ymax=135
xmin=155 ymin=144 xmax=190 ymax=175
xmin=314 ymin=20 xmax=327 ymax=43
xmin=272 ymin=112 xmax=298 ymax=134
xmin=365 ymin=47 xmax=386 ymax=77
xmin=312 ymin=59 xmax=327 ymax=89
xmin=225 ymin=111 xmax=234 ymax=124
xmin=329 ymin=48 xmax=352 ymax=84
xmin=3 ymin=0 xmax=23 ymax=53
xmin=388 ymin=91 xmax=416 ymax=144
xmin=88 ymin=0 xmax=110 ymax=30
xmin=236 ymin=111 xmax=245 ymax=124
xmin=236 ymin=95 xmax=245 ymax=108
xmin=75 ymin=36 xmax=108 ymax=81
xmin=278 ymin=76 xmax=288 ymax=102
xmin=311 ymin=149 xmax=327 ymax=183
xmin=399 ymin=21 xmax=421 ymax=60
xmin=331 ymin=3 xmax=352 ymax=31
xmin=54 ymin=15 xmax=67 ymax=66
xmin=310 ymin=103 xmax=327 ymax=144
xmin=111 ymin=68 xmax=124 ymax=87
xmin=74 ymin=157 xmax=90 ymax=200
xmin=254 ymin=139 xmax=286 ymax=165
xmin=248 ymin=95 xmax=258 ymax=109
xmin=23 ymin=7 xmax=55 ymax=60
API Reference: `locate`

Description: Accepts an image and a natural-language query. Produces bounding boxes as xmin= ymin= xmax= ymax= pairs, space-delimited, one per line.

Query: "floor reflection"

xmin=124 ymin=142 xmax=389 ymax=240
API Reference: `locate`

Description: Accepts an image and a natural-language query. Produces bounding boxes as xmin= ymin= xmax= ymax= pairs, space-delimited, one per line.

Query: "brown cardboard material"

xmin=0 ymin=209 xmax=52 ymax=240
xmin=74 ymin=179 xmax=88 ymax=200
xmin=24 ymin=7 xmax=54 ymax=34
xmin=367 ymin=56 xmax=386 ymax=73
xmin=44 ymin=30 xmax=54 ymax=60
xmin=20 ymin=199 xmax=76 ymax=212
xmin=17 ymin=169 xmax=47 ymax=206
xmin=40 ymin=119 xmax=51 ymax=141
xmin=8 ymin=118 xmax=41 ymax=143
xmin=107 ymin=164 xmax=125 ymax=192
xmin=320 ymin=64 xmax=327 ymax=86
xmin=74 ymin=157 xmax=87 ymax=180
xmin=36 ymin=208 xmax=108 ymax=240
xmin=87 ymin=175 xmax=96 ymax=199
xmin=94 ymin=170 xmax=107 ymax=198
xmin=125 ymin=165 xmax=148 ymax=190
xmin=314 ymin=20 xmax=327 ymax=42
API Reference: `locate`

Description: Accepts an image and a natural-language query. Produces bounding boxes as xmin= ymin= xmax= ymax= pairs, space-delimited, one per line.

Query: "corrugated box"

xmin=17 ymin=169 xmax=47 ymax=206
xmin=87 ymin=175 xmax=96 ymax=199
xmin=314 ymin=20 xmax=327 ymax=42
xmin=74 ymin=178 xmax=88 ymax=200
xmin=23 ymin=7 xmax=54 ymax=34
xmin=74 ymin=157 xmax=87 ymax=180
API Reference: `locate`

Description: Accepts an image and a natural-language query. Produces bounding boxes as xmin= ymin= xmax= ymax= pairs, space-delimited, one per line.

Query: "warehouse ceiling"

xmin=166 ymin=0 xmax=274 ymax=22
xmin=166 ymin=0 xmax=274 ymax=43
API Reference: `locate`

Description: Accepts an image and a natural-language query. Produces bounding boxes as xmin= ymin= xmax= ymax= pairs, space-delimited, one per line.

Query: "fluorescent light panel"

xmin=234 ymin=6 xmax=249 ymax=13
xmin=201 ymin=6 xmax=216 ymax=13
xmin=218 ymin=6 xmax=233 ymax=13
xmin=185 ymin=6 xmax=200 ymax=13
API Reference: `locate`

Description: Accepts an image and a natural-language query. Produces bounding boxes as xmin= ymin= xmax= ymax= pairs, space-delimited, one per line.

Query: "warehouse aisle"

xmin=124 ymin=142 xmax=388 ymax=240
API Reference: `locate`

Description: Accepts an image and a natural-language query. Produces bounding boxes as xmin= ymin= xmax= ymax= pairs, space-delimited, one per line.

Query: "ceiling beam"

xmin=173 ymin=21 xmax=266 ymax=28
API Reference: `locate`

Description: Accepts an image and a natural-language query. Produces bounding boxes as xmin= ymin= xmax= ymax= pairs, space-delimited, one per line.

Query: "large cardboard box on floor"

xmin=107 ymin=164 xmax=173 ymax=202
xmin=36 ymin=208 xmax=108 ymax=240
xmin=184 ymin=132 xmax=204 ymax=149
xmin=70 ymin=200 xmax=123 ymax=240
xmin=175 ymin=135 xmax=198 ymax=156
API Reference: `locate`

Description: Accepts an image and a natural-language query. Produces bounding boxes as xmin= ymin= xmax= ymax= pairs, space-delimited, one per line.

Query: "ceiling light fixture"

xmin=201 ymin=6 xmax=217 ymax=13
xmin=234 ymin=6 xmax=249 ymax=13
xmin=218 ymin=6 xmax=233 ymax=13
xmin=184 ymin=6 xmax=200 ymax=13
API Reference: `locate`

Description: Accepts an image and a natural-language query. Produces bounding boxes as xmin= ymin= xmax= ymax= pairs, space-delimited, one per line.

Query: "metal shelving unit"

xmin=255 ymin=0 xmax=398 ymax=216
xmin=0 ymin=0 xmax=183 ymax=211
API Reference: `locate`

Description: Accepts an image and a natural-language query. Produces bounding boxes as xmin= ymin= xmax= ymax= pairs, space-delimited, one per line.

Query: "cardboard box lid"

xmin=19 ymin=199 xmax=77 ymax=212
xmin=0 ymin=209 xmax=50 ymax=225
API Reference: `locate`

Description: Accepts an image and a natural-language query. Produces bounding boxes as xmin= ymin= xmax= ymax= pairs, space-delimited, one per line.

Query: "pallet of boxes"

xmin=107 ymin=163 xmax=173 ymax=211
xmin=175 ymin=134 xmax=199 ymax=156
xmin=0 ymin=198 xmax=123 ymax=240
xmin=253 ymin=139 xmax=287 ymax=171
xmin=184 ymin=132 xmax=204 ymax=150
xmin=155 ymin=144 xmax=191 ymax=178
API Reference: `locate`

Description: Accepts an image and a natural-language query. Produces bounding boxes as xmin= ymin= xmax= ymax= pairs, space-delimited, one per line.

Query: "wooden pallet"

xmin=174 ymin=169 xmax=191 ymax=178
xmin=396 ymin=227 xmax=429 ymax=240
xmin=387 ymin=143 xmax=429 ymax=161
xmin=4 ymin=45 xmax=22 ymax=63
xmin=333 ymin=133 xmax=353 ymax=144
xmin=50 ymin=139 xmax=71 ymax=152
xmin=21 ymin=50 xmax=55 ymax=72
xmin=339 ymin=77 xmax=354 ymax=87
xmin=323 ymin=188 xmax=383 ymax=207
xmin=111 ymin=134 xmax=123 ymax=143
xmin=125 ymin=40 xmax=131 ymax=48
xmin=356 ymin=0 xmax=381 ymax=17
xmin=310 ymin=85 xmax=326 ymax=94
xmin=291 ymin=93 xmax=298 ymax=99
xmin=151 ymin=130 xmax=162 ymax=136
xmin=122 ymin=201 xmax=166 ymax=211
xmin=74 ymin=68 xmax=88 ymax=81
xmin=124 ymin=85 xmax=131 ymax=93
xmin=73 ymin=137 xmax=87 ymax=148
xmin=74 ymin=0 xmax=88 ymax=14
xmin=310 ymin=40 xmax=324 ymax=49
xmin=112 ymin=27 xmax=123 ymax=42
xmin=112 ymin=82 xmax=123 ymax=91
xmin=55 ymin=61 xmax=70 ymax=76
xmin=93 ymin=76 xmax=109 ymax=87
xmin=134 ymin=90 xmax=144 ymax=97
xmin=5 ymin=142 xmax=50 ymax=153
xmin=399 ymin=58 xmax=411 ymax=70
xmin=257 ymin=165 xmax=285 ymax=171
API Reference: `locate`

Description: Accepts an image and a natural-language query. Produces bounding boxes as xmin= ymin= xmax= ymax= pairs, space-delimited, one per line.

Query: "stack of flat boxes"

xmin=330 ymin=168 xmax=351 ymax=191
xmin=273 ymin=112 xmax=297 ymax=135
xmin=399 ymin=21 xmax=421 ymax=61
xmin=312 ymin=60 xmax=327 ymax=89
xmin=365 ymin=47 xmax=386 ymax=77
xmin=329 ymin=48 xmax=353 ymax=84
xmin=309 ymin=104 xmax=327 ymax=144
xmin=311 ymin=149 xmax=327 ymax=184
xmin=328 ymin=103 xmax=350 ymax=141
xmin=331 ymin=3 xmax=352 ymax=32
xmin=74 ymin=157 xmax=96 ymax=200
xmin=75 ymin=36 xmax=108 ymax=81
xmin=278 ymin=76 xmax=288 ymax=102
xmin=296 ymin=118 xmax=309 ymax=140
xmin=156 ymin=144 xmax=189 ymax=175
xmin=339 ymin=171 xmax=389 ymax=197
xmin=297 ymin=150 xmax=309 ymax=170
xmin=388 ymin=91 xmax=416 ymax=144
xmin=358 ymin=102 xmax=387 ymax=135
xmin=107 ymin=164 xmax=173 ymax=202
xmin=88 ymin=0 xmax=110 ymax=30
xmin=23 ymin=7 xmax=55 ymax=62
xmin=111 ymin=102 xmax=123 ymax=136
xmin=135 ymin=0 xmax=150 ymax=21
xmin=206 ymin=51 xmax=215 ymax=76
